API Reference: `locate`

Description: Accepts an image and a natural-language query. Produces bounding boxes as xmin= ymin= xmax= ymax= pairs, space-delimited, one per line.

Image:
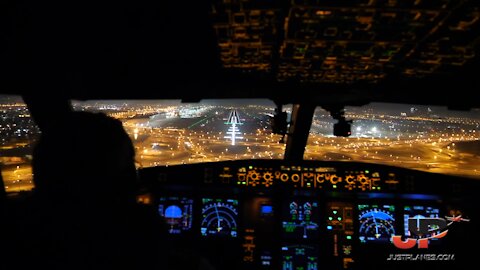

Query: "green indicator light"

xmin=329 ymin=217 xmax=333 ymax=221
xmin=333 ymin=210 xmax=338 ymax=215
xmin=333 ymin=185 xmax=337 ymax=188
xmin=338 ymin=217 xmax=342 ymax=221
xmin=365 ymin=170 xmax=370 ymax=174
xmin=346 ymin=236 xmax=352 ymax=240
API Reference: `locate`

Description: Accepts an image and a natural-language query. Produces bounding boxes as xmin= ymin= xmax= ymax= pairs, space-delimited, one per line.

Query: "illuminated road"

xmin=1 ymin=164 xmax=34 ymax=192
xmin=304 ymin=136 xmax=479 ymax=178
xmin=121 ymin=107 xmax=480 ymax=179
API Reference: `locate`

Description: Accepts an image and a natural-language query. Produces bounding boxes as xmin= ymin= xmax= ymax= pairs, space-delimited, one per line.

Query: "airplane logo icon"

xmin=445 ymin=215 xmax=470 ymax=225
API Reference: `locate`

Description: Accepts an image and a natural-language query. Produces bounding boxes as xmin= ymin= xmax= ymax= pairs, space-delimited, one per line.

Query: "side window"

xmin=0 ymin=95 xmax=40 ymax=193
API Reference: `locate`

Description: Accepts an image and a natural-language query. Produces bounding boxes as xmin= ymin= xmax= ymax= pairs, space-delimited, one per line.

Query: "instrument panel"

xmin=358 ymin=204 xmax=396 ymax=243
xmin=282 ymin=199 xmax=319 ymax=240
xmin=200 ymin=198 xmax=239 ymax=238
xmin=139 ymin=160 xmax=478 ymax=270
xmin=158 ymin=197 xmax=193 ymax=235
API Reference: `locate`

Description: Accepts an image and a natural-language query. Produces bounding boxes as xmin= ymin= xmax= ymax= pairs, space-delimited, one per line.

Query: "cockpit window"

xmin=73 ymin=99 xmax=286 ymax=167
xmin=0 ymin=95 xmax=39 ymax=192
xmin=305 ymin=103 xmax=480 ymax=179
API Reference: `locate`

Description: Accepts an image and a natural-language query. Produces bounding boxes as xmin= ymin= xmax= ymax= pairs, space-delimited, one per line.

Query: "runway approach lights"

xmin=224 ymin=109 xmax=243 ymax=145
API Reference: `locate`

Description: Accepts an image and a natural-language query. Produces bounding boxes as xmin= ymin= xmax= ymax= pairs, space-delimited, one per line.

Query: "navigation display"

xmin=358 ymin=204 xmax=396 ymax=243
xmin=158 ymin=197 xmax=194 ymax=235
xmin=200 ymin=198 xmax=239 ymax=237
xmin=282 ymin=199 xmax=319 ymax=239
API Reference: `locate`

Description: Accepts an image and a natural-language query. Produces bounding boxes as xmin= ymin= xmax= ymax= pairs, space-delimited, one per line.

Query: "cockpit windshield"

xmin=73 ymin=99 xmax=480 ymax=178
xmin=305 ymin=104 xmax=480 ymax=179
xmin=2 ymin=96 xmax=478 ymax=195
xmin=73 ymin=99 xmax=287 ymax=167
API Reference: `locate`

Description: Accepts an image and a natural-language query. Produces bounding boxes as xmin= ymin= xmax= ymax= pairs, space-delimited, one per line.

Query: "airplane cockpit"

xmin=1 ymin=1 xmax=480 ymax=270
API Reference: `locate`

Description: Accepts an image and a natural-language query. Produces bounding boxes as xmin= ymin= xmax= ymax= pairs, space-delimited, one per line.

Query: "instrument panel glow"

xmin=158 ymin=197 xmax=194 ymax=235
xmin=403 ymin=205 xmax=440 ymax=237
xmin=282 ymin=199 xmax=319 ymax=239
xmin=200 ymin=198 xmax=239 ymax=237
xmin=281 ymin=245 xmax=318 ymax=270
xmin=358 ymin=204 xmax=396 ymax=243
xmin=223 ymin=165 xmax=391 ymax=191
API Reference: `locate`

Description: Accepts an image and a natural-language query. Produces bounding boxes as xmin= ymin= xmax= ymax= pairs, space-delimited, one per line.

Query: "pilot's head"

xmin=32 ymin=111 xmax=137 ymax=209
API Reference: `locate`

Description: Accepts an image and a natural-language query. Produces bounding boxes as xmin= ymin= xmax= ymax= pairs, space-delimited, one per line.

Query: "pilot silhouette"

xmin=28 ymin=111 xmax=165 ymax=269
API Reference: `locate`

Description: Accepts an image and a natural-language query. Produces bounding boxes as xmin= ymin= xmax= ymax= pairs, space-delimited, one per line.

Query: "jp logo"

xmin=392 ymin=215 xmax=469 ymax=249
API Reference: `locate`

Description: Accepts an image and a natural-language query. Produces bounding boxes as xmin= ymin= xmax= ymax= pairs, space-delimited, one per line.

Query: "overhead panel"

xmin=212 ymin=0 xmax=480 ymax=84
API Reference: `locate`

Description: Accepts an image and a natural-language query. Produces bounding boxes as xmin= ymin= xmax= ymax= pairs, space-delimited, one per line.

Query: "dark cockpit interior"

xmin=1 ymin=1 xmax=480 ymax=269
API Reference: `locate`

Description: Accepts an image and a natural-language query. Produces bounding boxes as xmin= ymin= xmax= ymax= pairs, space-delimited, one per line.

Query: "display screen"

xmin=281 ymin=245 xmax=318 ymax=270
xmin=358 ymin=204 xmax=396 ymax=243
xmin=282 ymin=199 xmax=319 ymax=239
xmin=261 ymin=204 xmax=274 ymax=216
xmin=158 ymin=197 xmax=194 ymax=234
xmin=403 ymin=205 xmax=440 ymax=237
xmin=200 ymin=198 xmax=239 ymax=237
